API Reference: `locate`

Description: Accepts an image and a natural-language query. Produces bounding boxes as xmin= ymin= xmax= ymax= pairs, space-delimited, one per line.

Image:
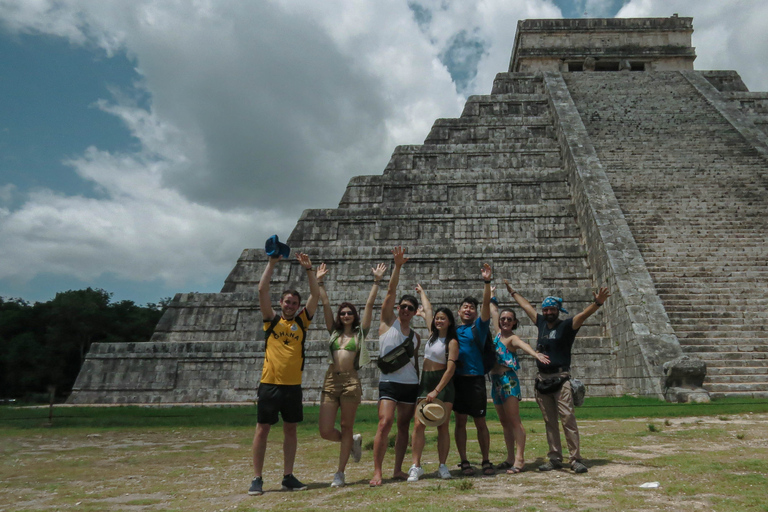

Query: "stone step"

xmin=667 ymin=315 xmax=768 ymax=324
xmin=705 ymin=373 xmax=768 ymax=384
xmin=679 ymin=349 xmax=768 ymax=360
xmin=707 ymin=366 xmax=768 ymax=376
xmin=682 ymin=344 xmax=768 ymax=353
xmin=703 ymin=382 xmax=768 ymax=393
xmin=708 ymin=391 xmax=768 ymax=399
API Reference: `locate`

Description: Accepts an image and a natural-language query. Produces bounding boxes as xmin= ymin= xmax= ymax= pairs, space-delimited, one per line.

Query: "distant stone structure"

xmin=69 ymin=16 xmax=768 ymax=404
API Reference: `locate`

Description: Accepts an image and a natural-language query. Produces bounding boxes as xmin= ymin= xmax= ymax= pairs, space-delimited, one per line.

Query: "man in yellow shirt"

xmin=249 ymin=251 xmax=322 ymax=495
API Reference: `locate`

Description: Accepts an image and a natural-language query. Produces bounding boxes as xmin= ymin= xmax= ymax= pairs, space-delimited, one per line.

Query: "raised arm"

xmin=480 ymin=263 xmax=492 ymax=322
xmin=258 ymin=256 xmax=280 ymax=321
xmin=380 ymin=246 xmax=408 ymax=333
xmin=297 ymin=252 xmax=321 ymax=318
xmin=505 ymin=279 xmax=537 ymax=324
xmin=509 ymin=335 xmax=550 ymax=365
xmin=316 ymin=263 xmax=334 ymax=333
xmin=415 ymin=283 xmax=433 ymax=329
xmin=489 ymin=286 xmax=499 ymax=333
xmin=361 ymin=263 xmax=386 ymax=332
xmin=572 ymin=287 xmax=611 ymax=330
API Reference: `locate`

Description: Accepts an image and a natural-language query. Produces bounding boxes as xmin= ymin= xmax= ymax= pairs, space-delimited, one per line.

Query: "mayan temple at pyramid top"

xmin=510 ymin=16 xmax=695 ymax=72
xmin=69 ymin=15 xmax=768 ymax=404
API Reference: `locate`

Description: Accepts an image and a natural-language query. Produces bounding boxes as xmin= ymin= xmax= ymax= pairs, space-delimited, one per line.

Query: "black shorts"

xmin=452 ymin=375 xmax=487 ymax=417
xmin=378 ymin=381 xmax=419 ymax=404
xmin=257 ymin=383 xmax=303 ymax=425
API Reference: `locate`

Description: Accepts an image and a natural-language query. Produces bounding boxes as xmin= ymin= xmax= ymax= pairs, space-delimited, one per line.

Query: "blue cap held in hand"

xmin=265 ymin=234 xmax=290 ymax=259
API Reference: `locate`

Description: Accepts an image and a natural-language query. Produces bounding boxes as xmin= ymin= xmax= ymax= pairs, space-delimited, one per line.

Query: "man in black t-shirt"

xmin=505 ymin=280 xmax=610 ymax=474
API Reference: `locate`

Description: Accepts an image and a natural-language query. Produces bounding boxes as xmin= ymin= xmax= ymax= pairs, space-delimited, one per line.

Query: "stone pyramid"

xmin=69 ymin=16 xmax=768 ymax=404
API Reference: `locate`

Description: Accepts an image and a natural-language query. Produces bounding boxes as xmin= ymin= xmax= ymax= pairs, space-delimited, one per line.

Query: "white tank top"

xmin=424 ymin=336 xmax=447 ymax=365
xmin=378 ymin=319 xmax=419 ymax=384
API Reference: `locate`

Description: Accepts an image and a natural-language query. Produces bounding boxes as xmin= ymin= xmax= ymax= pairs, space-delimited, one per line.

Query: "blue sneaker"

xmin=281 ymin=473 xmax=308 ymax=491
xmin=248 ymin=476 xmax=263 ymax=496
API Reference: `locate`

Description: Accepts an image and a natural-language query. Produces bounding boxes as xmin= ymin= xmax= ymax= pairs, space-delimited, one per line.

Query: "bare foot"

xmin=369 ymin=475 xmax=383 ymax=487
xmin=392 ymin=470 xmax=408 ymax=480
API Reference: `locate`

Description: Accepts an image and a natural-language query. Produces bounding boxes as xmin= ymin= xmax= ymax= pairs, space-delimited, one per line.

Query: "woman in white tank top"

xmin=408 ymin=286 xmax=460 ymax=482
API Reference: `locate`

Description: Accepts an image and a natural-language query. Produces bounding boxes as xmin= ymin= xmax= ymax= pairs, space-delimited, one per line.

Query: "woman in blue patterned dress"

xmin=490 ymin=306 xmax=550 ymax=473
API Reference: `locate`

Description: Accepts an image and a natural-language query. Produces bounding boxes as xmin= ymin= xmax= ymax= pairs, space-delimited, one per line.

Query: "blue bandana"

xmin=541 ymin=296 xmax=568 ymax=314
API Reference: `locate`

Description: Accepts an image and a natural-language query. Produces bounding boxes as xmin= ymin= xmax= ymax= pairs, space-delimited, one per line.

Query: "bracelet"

xmin=484 ymin=280 xmax=491 ymax=284
xmin=306 ymin=267 xmax=314 ymax=271
xmin=510 ymin=290 xmax=517 ymax=296
xmin=490 ymin=297 xmax=499 ymax=306
xmin=594 ymin=300 xmax=603 ymax=307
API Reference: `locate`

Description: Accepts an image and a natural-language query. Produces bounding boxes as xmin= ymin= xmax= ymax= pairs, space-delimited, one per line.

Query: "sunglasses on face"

xmin=399 ymin=304 xmax=416 ymax=312
xmin=339 ymin=311 xmax=354 ymax=317
xmin=500 ymin=317 xmax=516 ymax=323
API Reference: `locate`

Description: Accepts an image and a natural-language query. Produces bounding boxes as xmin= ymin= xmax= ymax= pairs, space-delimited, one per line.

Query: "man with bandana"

xmin=504 ymin=280 xmax=610 ymax=474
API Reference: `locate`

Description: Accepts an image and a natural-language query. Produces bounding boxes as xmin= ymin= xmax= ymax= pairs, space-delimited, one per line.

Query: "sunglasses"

xmin=339 ymin=311 xmax=355 ymax=317
xmin=399 ymin=304 xmax=416 ymax=312
xmin=500 ymin=317 xmax=516 ymax=323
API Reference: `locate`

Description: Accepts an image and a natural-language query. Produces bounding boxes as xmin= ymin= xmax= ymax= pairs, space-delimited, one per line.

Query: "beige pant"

xmin=535 ymin=373 xmax=581 ymax=463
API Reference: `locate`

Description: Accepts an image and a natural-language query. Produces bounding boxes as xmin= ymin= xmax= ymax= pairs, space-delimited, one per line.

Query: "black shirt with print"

xmin=535 ymin=314 xmax=579 ymax=372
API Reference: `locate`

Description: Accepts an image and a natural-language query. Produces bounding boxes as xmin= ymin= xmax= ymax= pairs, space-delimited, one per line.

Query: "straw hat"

xmin=415 ymin=398 xmax=447 ymax=427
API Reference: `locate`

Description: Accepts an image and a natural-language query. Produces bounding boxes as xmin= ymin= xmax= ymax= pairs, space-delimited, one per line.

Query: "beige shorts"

xmin=321 ymin=367 xmax=362 ymax=405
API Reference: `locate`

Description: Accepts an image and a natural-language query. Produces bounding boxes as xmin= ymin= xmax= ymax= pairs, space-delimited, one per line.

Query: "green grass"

xmin=2 ymin=396 xmax=768 ymax=431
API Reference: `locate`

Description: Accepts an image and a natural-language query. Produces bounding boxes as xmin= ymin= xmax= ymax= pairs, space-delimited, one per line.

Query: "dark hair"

xmin=430 ymin=307 xmax=458 ymax=343
xmin=499 ymin=308 xmax=519 ymax=330
xmin=333 ymin=302 xmax=360 ymax=332
xmin=281 ymin=289 xmax=301 ymax=303
xmin=460 ymin=296 xmax=478 ymax=309
xmin=399 ymin=294 xmax=419 ymax=309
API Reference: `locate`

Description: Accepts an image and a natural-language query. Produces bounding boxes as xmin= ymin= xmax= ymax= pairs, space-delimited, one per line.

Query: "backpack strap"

xmin=263 ymin=314 xmax=282 ymax=351
xmin=294 ymin=313 xmax=307 ymax=371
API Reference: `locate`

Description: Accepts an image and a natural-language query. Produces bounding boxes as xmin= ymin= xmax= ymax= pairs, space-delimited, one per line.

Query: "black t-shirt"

xmin=535 ymin=314 xmax=579 ymax=372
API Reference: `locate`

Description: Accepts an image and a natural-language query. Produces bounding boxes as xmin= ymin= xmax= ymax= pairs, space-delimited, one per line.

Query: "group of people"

xmin=249 ymin=246 xmax=610 ymax=495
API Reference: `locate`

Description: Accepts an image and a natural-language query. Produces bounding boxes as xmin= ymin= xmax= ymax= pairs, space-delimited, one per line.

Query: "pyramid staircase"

xmin=564 ymin=71 xmax=768 ymax=398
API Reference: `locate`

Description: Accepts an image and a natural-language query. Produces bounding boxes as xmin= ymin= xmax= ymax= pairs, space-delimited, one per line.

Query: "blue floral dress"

xmin=490 ymin=333 xmax=522 ymax=404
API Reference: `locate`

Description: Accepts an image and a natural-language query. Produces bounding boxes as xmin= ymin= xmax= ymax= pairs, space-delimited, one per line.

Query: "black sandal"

xmin=496 ymin=461 xmax=514 ymax=470
xmin=482 ymin=460 xmax=495 ymax=476
xmin=459 ymin=460 xmax=475 ymax=476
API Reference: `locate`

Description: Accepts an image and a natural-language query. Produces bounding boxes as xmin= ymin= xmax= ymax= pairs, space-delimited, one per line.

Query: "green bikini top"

xmin=328 ymin=326 xmax=371 ymax=369
xmin=330 ymin=331 xmax=359 ymax=352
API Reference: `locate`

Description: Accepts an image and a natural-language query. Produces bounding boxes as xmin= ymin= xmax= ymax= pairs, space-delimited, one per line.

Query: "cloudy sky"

xmin=1 ymin=0 xmax=767 ymax=306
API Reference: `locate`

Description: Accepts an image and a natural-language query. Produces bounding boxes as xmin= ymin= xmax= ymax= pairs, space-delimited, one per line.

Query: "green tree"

xmin=0 ymin=289 xmax=168 ymax=400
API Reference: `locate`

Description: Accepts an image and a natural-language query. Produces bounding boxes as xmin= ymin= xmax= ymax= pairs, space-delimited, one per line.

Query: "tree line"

xmin=0 ymin=288 xmax=169 ymax=401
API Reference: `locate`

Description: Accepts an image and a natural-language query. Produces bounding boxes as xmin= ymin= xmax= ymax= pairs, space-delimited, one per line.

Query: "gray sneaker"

xmin=352 ymin=433 xmax=363 ymax=463
xmin=407 ymin=464 xmax=424 ymax=482
xmin=331 ymin=471 xmax=345 ymax=488
xmin=571 ymin=460 xmax=588 ymax=474
xmin=538 ymin=459 xmax=564 ymax=472
xmin=281 ymin=473 xmax=308 ymax=491
xmin=248 ymin=476 xmax=263 ymax=496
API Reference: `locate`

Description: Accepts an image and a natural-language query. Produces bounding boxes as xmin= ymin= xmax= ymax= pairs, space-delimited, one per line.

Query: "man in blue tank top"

xmin=453 ymin=263 xmax=494 ymax=476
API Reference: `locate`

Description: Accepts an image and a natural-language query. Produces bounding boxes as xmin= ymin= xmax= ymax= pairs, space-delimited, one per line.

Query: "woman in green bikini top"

xmin=316 ymin=262 xmax=387 ymax=488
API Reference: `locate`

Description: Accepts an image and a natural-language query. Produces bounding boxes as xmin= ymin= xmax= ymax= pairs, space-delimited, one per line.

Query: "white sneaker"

xmin=352 ymin=433 xmax=362 ymax=463
xmin=407 ymin=464 xmax=424 ymax=482
xmin=330 ymin=471 xmax=345 ymax=488
xmin=437 ymin=463 xmax=452 ymax=479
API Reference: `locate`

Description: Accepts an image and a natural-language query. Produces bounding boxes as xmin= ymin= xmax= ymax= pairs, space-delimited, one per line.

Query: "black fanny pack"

xmin=535 ymin=374 xmax=570 ymax=395
xmin=377 ymin=331 xmax=415 ymax=374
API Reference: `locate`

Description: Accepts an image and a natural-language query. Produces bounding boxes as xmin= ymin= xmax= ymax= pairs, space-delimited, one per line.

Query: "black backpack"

xmin=471 ymin=323 xmax=496 ymax=374
xmin=263 ymin=313 xmax=308 ymax=370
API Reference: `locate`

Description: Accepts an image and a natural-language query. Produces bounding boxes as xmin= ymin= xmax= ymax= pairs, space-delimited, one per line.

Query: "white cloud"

xmin=2 ymin=0 xmax=765 ymax=300
xmin=617 ymin=0 xmax=768 ymax=91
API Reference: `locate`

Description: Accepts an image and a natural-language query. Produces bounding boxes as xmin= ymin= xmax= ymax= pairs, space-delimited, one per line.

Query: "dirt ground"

xmin=2 ymin=413 xmax=767 ymax=511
